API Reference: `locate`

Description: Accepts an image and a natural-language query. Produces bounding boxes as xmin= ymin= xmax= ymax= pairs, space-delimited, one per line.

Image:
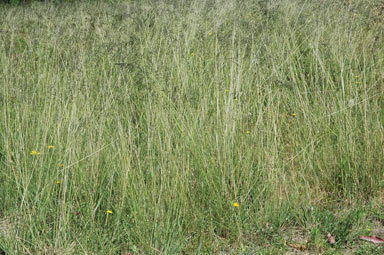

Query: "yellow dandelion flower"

xmin=30 ymin=150 xmax=40 ymax=155
xmin=48 ymin=145 xmax=55 ymax=149
xmin=107 ymin=210 xmax=113 ymax=214
xmin=56 ymin=180 xmax=61 ymax=184
xmin=291 ymin=113 xmax=296 ymax=117
xmin=233 ymin=202 xmax=239 ymax=207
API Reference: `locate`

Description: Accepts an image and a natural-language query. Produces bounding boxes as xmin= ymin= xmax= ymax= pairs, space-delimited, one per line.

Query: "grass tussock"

xmin=1 ymin=0 xmax=384 ymax=254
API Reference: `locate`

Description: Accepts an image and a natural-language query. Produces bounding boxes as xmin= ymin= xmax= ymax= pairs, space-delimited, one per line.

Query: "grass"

xmin=0 ymin=0 xmax=384 ymax=254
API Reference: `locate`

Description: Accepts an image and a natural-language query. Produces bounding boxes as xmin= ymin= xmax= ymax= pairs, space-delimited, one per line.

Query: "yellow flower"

xmin=48 ymin=145 xmax=55 ymax=149
xmin=56 ymin=180 xmax=61 ymax=184
xmin=107 ymin=210 xmax=113 ymax=214
xmin=367 ymin=228 xmax=372 ymax=232
xmin=30 ymin=150 xmax=40 ymax=155
xmin=208 ymin=32 xmax=212 ymax=36
xmin=191 ymin=52 xmax=195 ymax=57
xmin=291 ymin=113 xmax=296 ymax=117
xmin=59 ymin=164 xmax=64 ymax=167
xmin=233 ymin=202 xmax=239 ymax=207
xmin=246 ymin=130 xmax=251 ymax=134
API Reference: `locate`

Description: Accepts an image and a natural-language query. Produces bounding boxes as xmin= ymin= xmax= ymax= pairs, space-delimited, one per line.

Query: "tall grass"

xmin=1 ymin=0 xmax=384 ymax=253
